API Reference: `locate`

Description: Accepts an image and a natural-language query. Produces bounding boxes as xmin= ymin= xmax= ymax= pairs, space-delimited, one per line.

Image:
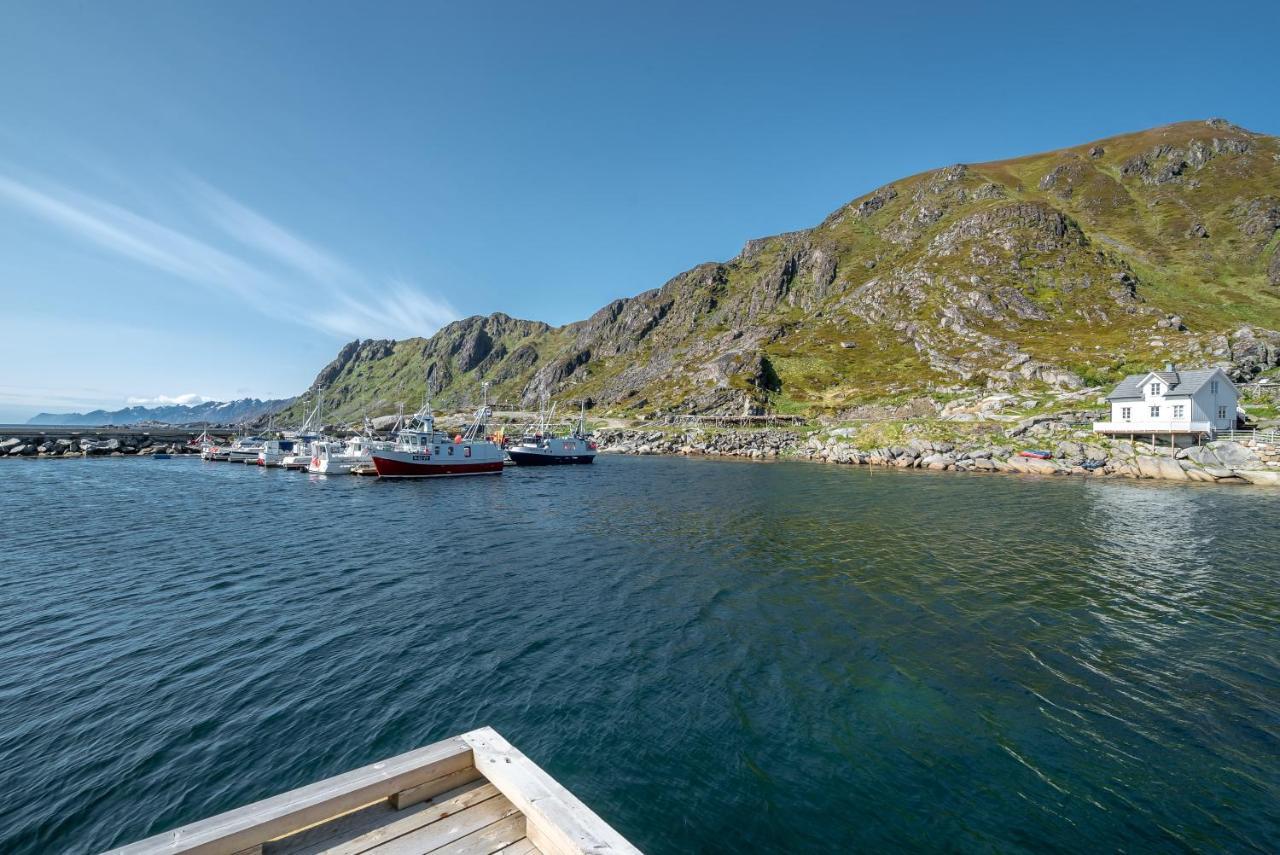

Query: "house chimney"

xmin=1164 ymin=362 xmax=1176 ymax=372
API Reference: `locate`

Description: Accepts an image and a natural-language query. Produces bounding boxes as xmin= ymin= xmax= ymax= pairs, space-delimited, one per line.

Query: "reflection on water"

xmin=0 ymin=457 xmax=1277 ymax=853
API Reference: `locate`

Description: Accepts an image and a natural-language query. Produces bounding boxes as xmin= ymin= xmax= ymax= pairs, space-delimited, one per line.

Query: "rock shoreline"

xmin=594 ymin=428 xmax=1280 ymax=486
xmin=0 ymin=435 xmax=201 ymax=458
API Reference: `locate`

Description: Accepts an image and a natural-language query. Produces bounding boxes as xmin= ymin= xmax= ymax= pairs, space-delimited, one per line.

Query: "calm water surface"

xmin=1 ymin=455 xmax=1277 ymax=853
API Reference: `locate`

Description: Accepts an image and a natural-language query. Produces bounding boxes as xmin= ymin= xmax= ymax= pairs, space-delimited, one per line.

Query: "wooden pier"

xmin=104 ymin=727 xmax=640 ymax=855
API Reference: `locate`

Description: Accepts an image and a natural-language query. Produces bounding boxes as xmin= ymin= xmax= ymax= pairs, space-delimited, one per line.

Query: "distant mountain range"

xmin=27 ymin=397 xmax=292 ymax=426
xmin=273 ymin=118 xmax=1280 ymax=424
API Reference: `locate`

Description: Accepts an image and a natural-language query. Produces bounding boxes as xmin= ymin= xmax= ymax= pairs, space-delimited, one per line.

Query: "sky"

xmin=1 ymin=1 xmax=1277 ymax=421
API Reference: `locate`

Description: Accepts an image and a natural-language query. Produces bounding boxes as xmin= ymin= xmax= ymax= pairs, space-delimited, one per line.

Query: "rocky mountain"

xmin=27 ymin=397 xmax=291 ymax=426
xmin=281 ymin=119 xmax=1280 ymax=423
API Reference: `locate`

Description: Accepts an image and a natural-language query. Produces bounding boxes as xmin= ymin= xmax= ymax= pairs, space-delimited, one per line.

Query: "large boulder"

xmin=0 ymin=437 xmax=21 ymax=453
xmin=920 ymin=453 xmax=954 ymax=470
xmin=1237 ymin=470 xmax=1280 ymax=486
xmin=1136 ymin=455 xmax=1188 ymax=480
xmin=1006 ymin=456 xmax=1060 ymax=474
xmin=1182 ymin=441 xmax=1262 ymax=470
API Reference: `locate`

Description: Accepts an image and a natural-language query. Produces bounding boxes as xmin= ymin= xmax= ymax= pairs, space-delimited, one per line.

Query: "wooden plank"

xmin=365 ymin=797 xmax=518 ymax=855
xmin=459 ymin=729 xmax=638 ymax=855
xmin=429 ymin=814 xmax=526 ymax=855
xmin=272 ymin=782 xmax=498 ymax=855
xmin=104 ymin=738 xmax=474 ymax=855
xmin=492 ymin=841 xmax=537 ymax=855
xmin=391 ymin=767 xmax=484 ymax=810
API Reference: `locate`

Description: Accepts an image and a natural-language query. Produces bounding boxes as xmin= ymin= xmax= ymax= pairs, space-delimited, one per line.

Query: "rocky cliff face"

xmin=289 ymin=119 xmax=1280 ymax=422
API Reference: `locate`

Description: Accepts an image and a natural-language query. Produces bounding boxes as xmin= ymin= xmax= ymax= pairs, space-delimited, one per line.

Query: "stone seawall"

xmin=594 ymin=428 xmax=1280 ymax=486
xmin=0 ymin=433 xmax=203 ymax=458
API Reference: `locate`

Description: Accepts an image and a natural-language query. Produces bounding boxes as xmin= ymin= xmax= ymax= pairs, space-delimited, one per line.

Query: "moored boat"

xmin=258 ymin=438 xmax=301 ymax=467
xmin=225 ymin=436 xmax=267 ymax=463
xmin=505 ymin=401 xmax=598 ymax=466
xmin=370 ymin=395 xmax=504 ymax=478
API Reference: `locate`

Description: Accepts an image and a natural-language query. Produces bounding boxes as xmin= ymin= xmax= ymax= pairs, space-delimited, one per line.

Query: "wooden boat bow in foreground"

xmin=103 ymin=727 xmax=640 ymax=855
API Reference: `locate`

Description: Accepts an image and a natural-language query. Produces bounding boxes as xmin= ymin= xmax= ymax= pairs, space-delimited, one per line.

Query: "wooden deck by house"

xmin=103 ymin=727 xmax=640 ymax=855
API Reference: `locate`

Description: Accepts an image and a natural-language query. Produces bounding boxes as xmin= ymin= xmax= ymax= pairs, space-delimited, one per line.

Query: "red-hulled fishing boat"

xmin=370 ymin=395 xmax=504 ymax=479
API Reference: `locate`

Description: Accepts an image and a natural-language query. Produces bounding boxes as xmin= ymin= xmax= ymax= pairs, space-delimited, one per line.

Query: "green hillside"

xmin=279 ymin=119 xmax=1280 ymax=424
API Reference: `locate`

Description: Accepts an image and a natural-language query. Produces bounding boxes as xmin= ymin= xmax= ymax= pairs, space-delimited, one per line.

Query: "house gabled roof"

xmin=1106 ymin=367 xmax=1232 ymax=401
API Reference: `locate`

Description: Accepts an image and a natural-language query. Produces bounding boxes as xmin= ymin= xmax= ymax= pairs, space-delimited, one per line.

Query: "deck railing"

xmin=1215 ymin=428 xmax=1280 ymax=443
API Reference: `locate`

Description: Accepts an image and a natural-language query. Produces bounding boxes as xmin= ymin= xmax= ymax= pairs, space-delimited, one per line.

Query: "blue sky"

xmin=2 ymin=1 xmax=1277 ymax=421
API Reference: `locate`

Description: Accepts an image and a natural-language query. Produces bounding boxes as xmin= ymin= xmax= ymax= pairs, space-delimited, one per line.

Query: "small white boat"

xmin=257 ymin=438 xmax=302 ymax=467
xmin=225 ymin=436 xmax=267 ymax=463
xmin=307 ymin=440 xmax=359 ymax=474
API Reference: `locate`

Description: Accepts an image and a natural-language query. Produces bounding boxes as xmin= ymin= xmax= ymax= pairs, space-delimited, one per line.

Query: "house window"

xmin=1173 ymin=405 xmax=1184 ymax=418
xmin=1210 ymin=380 xmax=1218 ymax=395
xmin=1150 ymin=382 xmax=1162 ymax=396
xmin=1217 ymin=406 xmax=1228 ymax=420
xmin=1150 ymin=406 xmax=1160 ymax=418
xmin=1121 ymin=407 xmax=1131 ymax=421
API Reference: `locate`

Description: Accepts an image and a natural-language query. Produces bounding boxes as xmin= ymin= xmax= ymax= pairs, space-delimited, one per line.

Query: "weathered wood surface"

xmin=459 ymin=728 xmax=639 ymax=855
xmin=104 ymin=737 xmax=473 ymax=855
xmin=102 ymin=728 xmax=640 ymax=855
xmin=271 ymin=781 xmax=499 ymax=855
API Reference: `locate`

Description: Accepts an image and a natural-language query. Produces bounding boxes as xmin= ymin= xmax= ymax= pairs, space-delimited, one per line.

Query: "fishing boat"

xmin=370 ymin=391 xmax=504 ymax=478
xmin=279 ymin=394 xmax=327 ymax=470
xmin=225 ymin=435 xmax=267 ymax=463
xmin=190 ymin=429 xmax=219 ymax=460
xmin=506 ymin=401 xmax=598 ymax=466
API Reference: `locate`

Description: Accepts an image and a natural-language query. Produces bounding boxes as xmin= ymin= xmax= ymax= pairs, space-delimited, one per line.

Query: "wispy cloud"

xmin=190 ymin=179 xmax=350 ymax=284
xmin=0 ymin=170 xmax=460 ymax=340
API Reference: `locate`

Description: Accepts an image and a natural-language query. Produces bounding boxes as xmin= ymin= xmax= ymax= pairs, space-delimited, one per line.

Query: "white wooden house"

xmin=1093 ymin=364 xmax=1239 ymax=445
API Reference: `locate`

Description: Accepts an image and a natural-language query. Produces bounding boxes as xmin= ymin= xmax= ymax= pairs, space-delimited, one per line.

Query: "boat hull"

xmin=506 ymin=449 xmax=596 ymax=465
xmin=371 ymin=450 xmax=504 ymax=478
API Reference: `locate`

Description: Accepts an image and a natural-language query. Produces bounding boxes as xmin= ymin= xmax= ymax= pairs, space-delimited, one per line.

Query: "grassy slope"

xmin=289 ymin=120 xmax=1280 ymax=423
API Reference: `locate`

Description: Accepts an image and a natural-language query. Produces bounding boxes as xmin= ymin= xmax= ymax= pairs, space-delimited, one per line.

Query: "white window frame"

xmin=1150 ymin=382 xmax=1162 ymax=396
xmin=1210 ymin=380 xmax=1219 ymax=395
xmin=1173 ymin=404 xmax=1184 ymax=419
xmin=1121 ymin=406 xmax=1131 ymax=421
xmin=1150 ymin=405 xmax=1160 ymax=418
xmin=1217 ymin=406 xmax=1228 ymax=420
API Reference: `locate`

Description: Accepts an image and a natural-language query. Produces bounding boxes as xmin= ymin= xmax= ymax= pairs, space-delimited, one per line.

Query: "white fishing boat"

xmin=307 ymin=439 xmax=362 ymax=474
xmin=225 ymin=436 xmax=267 ymax=463
xmin=258 ymin=438 xmax=302 ymax=467
xmin=370 ymin=388 xmax=504 ymax=479
xmin=505 ymin=401 xmax=598 ymax=466
xmin=280 ymin=394 xmax=327 ymax=470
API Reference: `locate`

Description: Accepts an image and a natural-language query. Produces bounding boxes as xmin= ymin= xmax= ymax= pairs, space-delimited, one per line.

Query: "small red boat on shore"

xmin=1018 ymin=449 xmax=1053 ymax=460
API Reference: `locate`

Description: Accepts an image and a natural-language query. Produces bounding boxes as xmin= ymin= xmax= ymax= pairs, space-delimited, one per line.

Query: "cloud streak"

xmin=0 ymin=170 xmax=459 ymax=340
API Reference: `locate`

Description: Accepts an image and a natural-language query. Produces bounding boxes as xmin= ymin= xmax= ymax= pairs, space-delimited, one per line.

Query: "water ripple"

xmin=0 ymin=457 xmax=1277 ymax=853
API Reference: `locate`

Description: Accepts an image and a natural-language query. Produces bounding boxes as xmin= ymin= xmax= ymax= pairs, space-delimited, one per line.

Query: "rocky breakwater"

xmin=804 ymin=435 xmax=1280 ymax=485
xmin=594 ymin=426 xmax=1280 ymax=486
xmin=594 ymin=428 xmax=799 ymax=459
xmin=0 ymin=435 xmax=199 ymax=458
